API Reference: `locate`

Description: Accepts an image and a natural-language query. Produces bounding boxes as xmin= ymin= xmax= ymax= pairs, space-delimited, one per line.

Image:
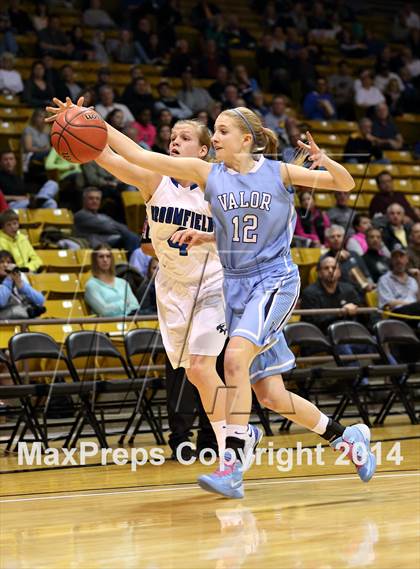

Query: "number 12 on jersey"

xmin=232 ymin=214 xmax=258 ymax=243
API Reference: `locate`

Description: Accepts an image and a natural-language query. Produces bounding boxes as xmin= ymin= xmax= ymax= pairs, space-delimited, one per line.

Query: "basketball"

xmin=50 ymin=106 xmax=107 ymax=163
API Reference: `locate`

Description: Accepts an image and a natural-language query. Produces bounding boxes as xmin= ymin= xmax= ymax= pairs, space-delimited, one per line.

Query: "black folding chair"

xmin=283 ymin=322 xmax=365 ymax=427
xmin=374 ymin=319 xmax=419 ymax=424
xmin=328 ymin=321 xmax=409 ymax=426
xmin=6 ymin=332 xmax=77 ymax=450
xmin=65 ymin=330 xmax=163 ymax=447
xmin=121 ymin=328 xmax=165 ymax=445
xmin=1 ymin=345 xmax=48 ymax=452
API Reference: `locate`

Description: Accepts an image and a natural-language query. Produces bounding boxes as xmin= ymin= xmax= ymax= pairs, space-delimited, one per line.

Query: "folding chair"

xmin=328 ymin=321 xmax=408 ymax=426
xmin=65 ymin=330 xmax=163 ymax=447
xmin=0 ymin=348 xmax=47 ymax=452
xmin=122 ymin=328 xmax=166 ymax=445
xmin=8 ymin=332 xmax=109 ymax=450
xmin=373 ymin=320 xmax=419 ymax=425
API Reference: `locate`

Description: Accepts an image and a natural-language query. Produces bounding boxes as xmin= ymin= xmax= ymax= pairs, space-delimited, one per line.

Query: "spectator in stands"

xmin=323 ymin=225 xmax=375 ymax=293
xmin=378 ymin=245 xmax=420 ymax=319
xmin=177 ymin=69 xmax=214 ymax=114
xmin=38 ymin=15 xmax=73 ymax=59
xmin=31 ymin=4 xmax=48 ymax=33
xmin=82 ymin=0 xmax=116 ymax=29
xmin=0 ymin=210 xmax=42 ymax=272
xmin=41 ymin=54 xmax=59 ymax=91
xmin=0 ymin=150 xmax=58 ymax=209
xmin=371 ymin=102 xmax=404 ymax=150
xmin=249 ymin=91 xmax=268 ymax=118
xmin=226 ymin=14 xmax=255 ymax=49
xmin=145 ymin=33 xmax=166 ymax=66
xmin=363 ymin=227 xmax=390 ymax=283
xmin=122 ymin=76 xmax=155 ymax=117
xmin=0 ymin=191 xmax=7 ymax=213
xmin=327 ymin=191 xmax=356 ymax=231
xmin=131 ymin=108 xmax=157 ymax=148
xmin=156 ymin=109 xmax=174 ymax=128
xmin=221 ymin=83 xmax=240 ymax=110
xmin=198 ymin=39 xmax=230 ymax=79
xmin=136 ymin=257 xmax=158 ymax=314
xmin=130 ymin=247 xmax=152 ymax=278
xmin=263 ymin=95 xmax=289 ymax=138
xmin=205 ymin=13 xmax=228 ymax=51
xmin=96 ymin=86 xmax=135 ymax=126
xmin=44 ymin=148 xmax=83 ymax=210
xmin=106 ymin=109 xmax=127 ymax=132
xmin=0 ymin=52 xmax=23 ymax=95
xmin=21 ymin=109 xmax=51 ymax=179
xmin=234 ymin=65 xmax=259 ymax=104
xmin=208 ymin=65 xmax=230 ymax=101
xmin=79 ymin=87 xmax=96 ymax=109
xmin=70 ymin=25 xmax=94 ymax=62
xmin=56 ymin=64 xmax=83 ymax=102
xmin=23 ymin=60 xmax=54 ymax=108
xmin=355 ymin=69 xmax=385 ymax=109
xmin=0 ymin=13 xmax=18 ymax=57
xmin=91 ymin=30 xmax=110 ymax=65
xmin=300 ymin=256 xmax=361 ymax=335
xmin=339 ymin=29 xmax=368 ymax=59
xmin=328 ymin=60 xmax=355 ymax=120
xmin=152 ymin=125 xmax=171 ymax=155
xmin=346 ymin=214 xmax=373 ymax=256
xmin=7 ymin=0 xmax=33 ymax=34
xmin=0 ymin=250 xmax=45 ymax=320
xmin=191 ymin=0 xmax=220 ymax=29
xmin=295 ymin=191 xmax=330 ymax=246
xmin=85 ymin=244 xmax=139 ymax=317
xmin=384 ymin=78 xmax=404 ymax=116
xmin=369 ymin=171 xmax=419 ymax=222
xmin=74 ymin=187 xmax=140 ymax=255
xmin=374 ymin=62 xmax=403 ymax=93
xmin=400 ymin=46 xmax=420 ymax=79
xmin=382 ymin=203 xmax=412 ymax=251
xmin=344 ymin=118 xmax=385 ymax=163
xmin=155 ymin=80 xmax=192 ymax=120
xmin=166 ymin=38 xmax=195 ymax=77
xmin=408 ymin=222 xmax=420 ymax=270
xmin=81 ymin=160 xmax=134 ymax=208
xmin=303 ymin=77 xmax=336 ymax=120
xmin=107 ymin=29 xmax=137 ymax=64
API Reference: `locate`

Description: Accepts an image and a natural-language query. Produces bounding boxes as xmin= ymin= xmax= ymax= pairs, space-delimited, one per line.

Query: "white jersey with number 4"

xmin=145 ymin=176 xmax=226 ymax=369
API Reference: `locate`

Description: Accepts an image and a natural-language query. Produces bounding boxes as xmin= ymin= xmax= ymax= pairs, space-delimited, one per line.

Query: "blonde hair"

xmin=221 ymin=107 xmax=278 ymax=156
xmin=172 ymin=119 xmax=212 ymax=157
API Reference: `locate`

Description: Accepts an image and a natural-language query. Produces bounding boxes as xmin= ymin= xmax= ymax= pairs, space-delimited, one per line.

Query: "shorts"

xmin=224 ymin=260 xmax=300 ymax=382
xmin=156 ymin=271 xmax=227 ymax=369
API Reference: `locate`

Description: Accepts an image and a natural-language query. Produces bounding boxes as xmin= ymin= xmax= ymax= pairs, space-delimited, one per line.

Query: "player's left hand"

xmin=45 ymin=96 xmax=87 ymax=123
xmin=297 ymin=131 xmax=326 ymax=170
xmin=170 ymin=228 xmax=211 ymax=249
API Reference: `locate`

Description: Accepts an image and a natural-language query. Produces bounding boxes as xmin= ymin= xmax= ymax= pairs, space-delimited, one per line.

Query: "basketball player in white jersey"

xmin=46 ymin=97 xmax=230 ymax=463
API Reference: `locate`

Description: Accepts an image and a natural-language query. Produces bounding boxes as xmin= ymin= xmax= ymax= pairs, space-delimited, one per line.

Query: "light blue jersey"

xmin=204 ymin=156 xmax=296 ymax=273
xmin=204 ymin=156 xmax=300 ymax=378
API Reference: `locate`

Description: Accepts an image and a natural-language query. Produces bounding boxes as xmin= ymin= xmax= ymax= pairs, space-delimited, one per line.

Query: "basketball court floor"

xmin=1 ymin=420 xmax=419 ymax=568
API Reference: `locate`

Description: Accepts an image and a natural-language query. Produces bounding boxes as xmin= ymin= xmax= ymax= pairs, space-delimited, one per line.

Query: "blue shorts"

xmin=223 ymin=259 xmax=300 ymax=383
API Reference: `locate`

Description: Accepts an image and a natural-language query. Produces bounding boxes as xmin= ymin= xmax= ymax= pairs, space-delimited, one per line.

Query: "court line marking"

xmin=1 ymin=471 xmax=418 ymax=504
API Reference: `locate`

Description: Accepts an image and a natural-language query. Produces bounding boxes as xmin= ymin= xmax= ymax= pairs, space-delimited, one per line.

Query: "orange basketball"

xmin=50 ymin=106 xmax=107 ymax=163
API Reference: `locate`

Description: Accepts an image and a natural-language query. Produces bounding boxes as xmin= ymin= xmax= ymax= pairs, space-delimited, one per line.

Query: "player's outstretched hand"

xmin=45 ymin=96 xmax=86 ymax=123
xmin=170 ymin=228 xmax=214 ymax=250
xmin=297 ymin=131 xmax=326 ymax=170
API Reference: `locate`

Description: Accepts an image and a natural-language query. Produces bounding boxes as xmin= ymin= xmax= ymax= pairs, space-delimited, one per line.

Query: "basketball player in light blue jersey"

xmin=51 ymin=99 xmax=376 ymax=499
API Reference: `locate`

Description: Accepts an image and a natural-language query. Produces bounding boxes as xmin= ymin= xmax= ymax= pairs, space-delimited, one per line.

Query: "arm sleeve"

xmin=300 ymin=287 xmax=338 ymax=330
xmin=0 ymin=280 xmax=13 ymax=307
xmin=124 ymin=282 xmax=140 ymax=314
xmin=347 ymin=237 xmax=364 ymax=256
xmin=294 ymin=213 xmax=320 ymax=242
xmin=377 ymin=276 xmax=396 ymax=308
xmin=84 ymin=280 xmax=118 ymax=316
xmin=26 ymin=244 xmax=43 ymax=272
xmin=18 ymin=282 xmax=45 ymax=306
xmin=74 ymin=211 xmax=116 ymax=235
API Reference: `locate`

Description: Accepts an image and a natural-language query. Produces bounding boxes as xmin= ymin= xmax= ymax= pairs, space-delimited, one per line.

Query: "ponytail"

xmin=262 ymin=127 xmax=278 ymax=157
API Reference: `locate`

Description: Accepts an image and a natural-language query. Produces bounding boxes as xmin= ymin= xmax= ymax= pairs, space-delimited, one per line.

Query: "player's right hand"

xmin=170 ymin=228 xmax=210 ymax=250
xmin=45 ymin=96 xmax=86 ymax=123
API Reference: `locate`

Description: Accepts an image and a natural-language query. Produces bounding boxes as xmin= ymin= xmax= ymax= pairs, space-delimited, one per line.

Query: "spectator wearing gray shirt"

xmin=327 ymin=192 xmax=355 ymax=233
xmin=177 ymin=69 xmax=214 ymax=114
xmin=378 ymin=245 xmax=420 ymax=323
xmin=82 ymin=0 xmax=116 ymax=29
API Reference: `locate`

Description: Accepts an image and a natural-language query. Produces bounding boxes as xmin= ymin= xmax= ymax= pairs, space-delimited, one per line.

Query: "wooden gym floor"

xmin=0 ymin=420 xmax=419 ymax=569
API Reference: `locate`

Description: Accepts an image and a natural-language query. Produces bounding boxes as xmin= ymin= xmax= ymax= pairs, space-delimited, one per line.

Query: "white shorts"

xmin=156 ymin=271 xmax=227 ymax=369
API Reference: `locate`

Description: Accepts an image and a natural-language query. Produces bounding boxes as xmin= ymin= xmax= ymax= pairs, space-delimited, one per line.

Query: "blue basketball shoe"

xmin=331 ymin=423 xmax=376 ymax=482
xmin=241 ymin=425 xmax=263 ymax=472
xmin=197 ymin=452 xmax=244 ymax=499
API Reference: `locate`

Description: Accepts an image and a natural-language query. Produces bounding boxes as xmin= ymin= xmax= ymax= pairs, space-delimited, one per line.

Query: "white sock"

xmin=210 ymin=419 xmax=226 ymax=461
xmin=312 ymin=413 xmax=329 ymax=435
xmin=226 ymin=424 xmax=250 ymax=440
